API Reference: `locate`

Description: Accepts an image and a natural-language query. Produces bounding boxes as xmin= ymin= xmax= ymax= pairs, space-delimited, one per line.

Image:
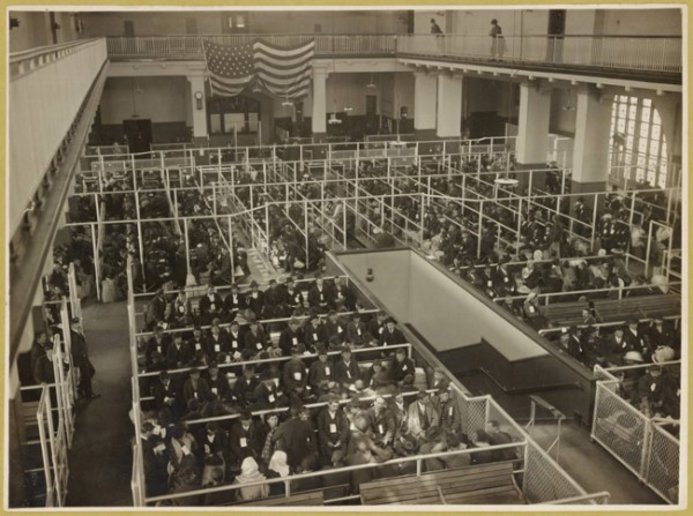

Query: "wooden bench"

xmin=359 ymin=461 xmax=524 ymax=505
xmin=543 ymin=295 xmax=680 ymax=327
xmin=238 ymin=489 xmax=324 ymax=506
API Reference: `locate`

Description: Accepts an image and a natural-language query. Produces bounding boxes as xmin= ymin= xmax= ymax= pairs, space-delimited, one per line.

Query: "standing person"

xmin=70 ymin=318 xmax=99 ymax=400
xmin=430 ymin=18 xmax=443 ymax=35
xmin=490 ymin=19 xmax=505 ymax=60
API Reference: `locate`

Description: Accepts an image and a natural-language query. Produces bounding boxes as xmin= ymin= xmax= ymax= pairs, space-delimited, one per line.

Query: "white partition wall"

xmin=8 ymin=39 xmax=108 ymax=236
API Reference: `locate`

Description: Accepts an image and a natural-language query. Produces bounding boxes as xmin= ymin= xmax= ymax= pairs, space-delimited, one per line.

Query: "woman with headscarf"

xmin=266 ymin=450 xmax=291 ymax=497
xmin=233 ymin=457 xmax=269 ymax=502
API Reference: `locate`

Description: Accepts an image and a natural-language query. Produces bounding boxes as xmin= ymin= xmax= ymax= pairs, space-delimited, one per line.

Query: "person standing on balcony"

xmin=490 ymin=19 xmax=505 ymax=60
xmin=430 ymin=18 xmax=443 ymax=35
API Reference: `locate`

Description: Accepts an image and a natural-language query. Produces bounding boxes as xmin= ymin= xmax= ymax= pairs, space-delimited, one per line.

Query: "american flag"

xmin=203 ymin=39 xmax=315 ymax=99
xmin=254 ymin=39 xmax=315 ymax=100
xmin=203 ymin=40 xmax=255 ymax=97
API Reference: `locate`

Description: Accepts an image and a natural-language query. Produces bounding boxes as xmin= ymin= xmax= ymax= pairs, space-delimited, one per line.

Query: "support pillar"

xmin=311 ymin=67 xmax=329 ymax=139
xmin=187 ymin=75 xmax=208 ymax=144
xmin=515 ymin=81 xmax=551 ymax=193
xmin=571 ymin=89 xmax=613 ymax=205
xmin=436 ymin=74 xmax=463 ymax=138
xmin=414 ymin=71 xmax=437 ymax=140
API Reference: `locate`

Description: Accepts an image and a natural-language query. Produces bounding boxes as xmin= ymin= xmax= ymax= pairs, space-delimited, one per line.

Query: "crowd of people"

xmin=136 ymin=277 xmax=518 ymax=505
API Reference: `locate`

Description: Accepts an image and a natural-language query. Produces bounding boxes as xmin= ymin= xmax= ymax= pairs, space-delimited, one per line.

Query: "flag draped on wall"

xmin=203 ymin=38 xmax=315 ymax=99
xmin=203 ymin=40 xmax=255 ymax=97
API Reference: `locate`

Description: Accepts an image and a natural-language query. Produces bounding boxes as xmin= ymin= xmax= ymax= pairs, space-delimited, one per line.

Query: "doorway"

xmin=365 ymin=95 xmax=378 ymax=134
xmin=123 ymin=119 xmax=152 ymax=153
xmin=123 ymin=20 xmax=134 ymax=37
xmin=546 ymin=10 xmax=566 ymax=62
xmin=185 ymin=17 xmax=198 ymax=34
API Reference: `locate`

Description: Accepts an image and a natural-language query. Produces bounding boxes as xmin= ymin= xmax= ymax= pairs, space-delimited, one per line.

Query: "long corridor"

xmin=66 ymin=301 xmax=132 ymax=506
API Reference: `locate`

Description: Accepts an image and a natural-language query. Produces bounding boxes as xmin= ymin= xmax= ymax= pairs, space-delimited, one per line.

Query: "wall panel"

xmin=9 ymin=39 xmax=107 ymax=235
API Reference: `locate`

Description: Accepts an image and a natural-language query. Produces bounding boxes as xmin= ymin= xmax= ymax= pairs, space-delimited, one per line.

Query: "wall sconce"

xmin=194 ymin=91 xmax=203 ymax=110
xmin=366 ymin=268 xmax=374 ymax=282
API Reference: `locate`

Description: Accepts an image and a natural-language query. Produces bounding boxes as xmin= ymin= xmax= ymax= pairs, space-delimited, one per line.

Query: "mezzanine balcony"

xmin=105 ymin=33 xmax=682 ymax=83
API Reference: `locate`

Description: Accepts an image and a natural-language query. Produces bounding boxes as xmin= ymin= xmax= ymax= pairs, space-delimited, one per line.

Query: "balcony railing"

xmin=105 ymin=33 xmax=682 ymax=75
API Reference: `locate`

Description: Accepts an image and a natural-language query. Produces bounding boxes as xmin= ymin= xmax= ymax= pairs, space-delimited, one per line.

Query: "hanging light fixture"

xmin=281 ymin=92 xmax=293 ymax=107
xmin=366 ymin=73 xmax=376 ymax=89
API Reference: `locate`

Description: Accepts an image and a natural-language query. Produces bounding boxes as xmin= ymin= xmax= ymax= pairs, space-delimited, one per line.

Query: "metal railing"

xmin=104 ymin=33 xmax=682 ymax=74
xmin=591 ymin=363 xmax=680 ymax=503
xmin=398 ymin=34 xmax=682 ymax=73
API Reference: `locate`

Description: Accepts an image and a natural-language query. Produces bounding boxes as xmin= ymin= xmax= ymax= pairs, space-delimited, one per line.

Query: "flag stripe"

xmin=259 ymin=78 xmax=311 ymax=99
xmin=254 ymin=51 xmax=315 ymax=70
xmin=253 ymin=40 xmax=315 ymax=57
xmin=256 ymin=67 xmax=312 ymax=85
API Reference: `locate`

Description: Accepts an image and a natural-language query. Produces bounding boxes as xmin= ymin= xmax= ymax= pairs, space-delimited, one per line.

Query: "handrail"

xmin=493 ymin=282 xmax=681 ymax=304
xmin=538 ymin=314 xmax=681 ymax=334
xmin=538 ymin=491 xmax=611 ymax=505
xmin=9 ymin=37 xmax=99 ymax=61
xmin=135 ymin=307 xmax=380 ymax=339
xmin=132 ymin=274 xmax=350 ymax=299
xmin=137 ymin=342 xmax=409 ymax=379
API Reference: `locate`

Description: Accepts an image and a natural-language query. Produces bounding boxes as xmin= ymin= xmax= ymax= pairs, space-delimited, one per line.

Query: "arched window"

xmin=609 ymin=95 xmax=668 ymax=188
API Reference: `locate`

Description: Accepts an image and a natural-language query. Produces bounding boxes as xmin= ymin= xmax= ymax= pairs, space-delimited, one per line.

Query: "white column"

xmin=312 ymin=68 xmax=328 ymax=135
xmin=572 ymin=89 xmax=613 ymax=185
xmin=187 ymin=75 xmax=208 ymax=139
xmin=515 ymin=82 xmax=551 ymax=164
xmin=436 ymin=74 xmax=463 ymax=138
xmin=414 ymin=71 xmax=437 ymax=134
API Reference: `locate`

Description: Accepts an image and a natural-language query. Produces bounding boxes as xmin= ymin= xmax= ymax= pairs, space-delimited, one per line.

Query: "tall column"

xmin=514 ymin=81 xmax=552 ymax=192
xmin=311 ymin=68 xmax=328 ymax=138
xmin=571 ymin=89 xmax=613 ymax=196
xmin=414 ymin=71 xmax=437 ymax=139
xmin=187 ymin=75 xmax=208 ymax=142
xmin=436 ymin=74 xmax=463 ymax=138
xmin=515 ymin=82 xmax=551 ymax=165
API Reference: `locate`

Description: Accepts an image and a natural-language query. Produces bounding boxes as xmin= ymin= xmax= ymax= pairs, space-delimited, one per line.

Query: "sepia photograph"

xmin=5 ymin=4 xmax=686 ymax=510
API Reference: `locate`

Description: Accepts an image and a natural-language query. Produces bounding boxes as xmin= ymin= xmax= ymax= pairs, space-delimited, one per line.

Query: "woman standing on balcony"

xmin=489 ymin=19 xmax=505 ymax=60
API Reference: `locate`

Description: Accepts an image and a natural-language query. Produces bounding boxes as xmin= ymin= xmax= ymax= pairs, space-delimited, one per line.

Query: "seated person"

xmin=282 ymin=345 xmax=312 ymax=404
xmin=308 ymin=345 xmax=336 ymax=397
xmin=333 ymin=346 xmax=362 ymax=390
xmin=406 ymin=390 xmax=440 ymax=441
xmin=390 ymin=347 xmax=415 ymax=388
xmin=233 ymin=457 xmax=269 ymax=502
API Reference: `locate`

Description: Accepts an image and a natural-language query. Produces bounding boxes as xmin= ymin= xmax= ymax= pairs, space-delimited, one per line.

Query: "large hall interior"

xmin=6 ymin=6 xmax=685 ymax=509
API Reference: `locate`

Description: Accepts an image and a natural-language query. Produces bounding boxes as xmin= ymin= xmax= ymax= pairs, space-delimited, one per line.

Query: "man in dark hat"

xmin=275 ymin=403 xmax=317 ymax=469
xmin=390 ymin=347 xmax=415 ymax=388
xmin=228 ymin=409 xmax=264 ymax=467
xmin=317 ymin=395 xmax=350 ymax=467
xmin=283 ymin=345 xmax=311 ymax=404
xmin=182 ymin=367 xmax=212 ymax=406
xmin=625 ymin=317 xmax=651 ymax=358
xmin=324 ymin=310 xmax=347 ymax=345
xmin=279 ymin=317 xmax=305 ymax=356
xmin=233 ymin=365 xmax=260 ymax=408
xmin=223 ymin=283 xmax=244 ymax=320
xmin=303 ymin=310 xmax=327 ymax=352
xmin=308 ymin=345 xmax=336 ymax=396
xmin=346 ymin=311 xmax=372 ymax=348
xmin=379 ymin=317 xmax=406 ymax=347
xmin=245 ymin=280 xmax=265 ymax=317
xmin=199 ymin=285 xmax=223 ymax=325
xmin=70 ymin=318 xmax=99 ymax=399
xmin=334 ymin=346 xmax=361 ymax=389
xmin=308 ymin=275 xmax=334 ymax=311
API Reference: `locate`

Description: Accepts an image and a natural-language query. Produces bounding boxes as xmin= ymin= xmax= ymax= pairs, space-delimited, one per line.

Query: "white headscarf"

xmin=268 ymin=450 xmax=290 ymax=477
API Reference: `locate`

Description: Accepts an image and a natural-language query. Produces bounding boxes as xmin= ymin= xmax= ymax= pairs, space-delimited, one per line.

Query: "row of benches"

xmin=236 ymin=461 xmax=523 ymax=506
xmin=543 ymin=294 xmax=680 ymax=327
